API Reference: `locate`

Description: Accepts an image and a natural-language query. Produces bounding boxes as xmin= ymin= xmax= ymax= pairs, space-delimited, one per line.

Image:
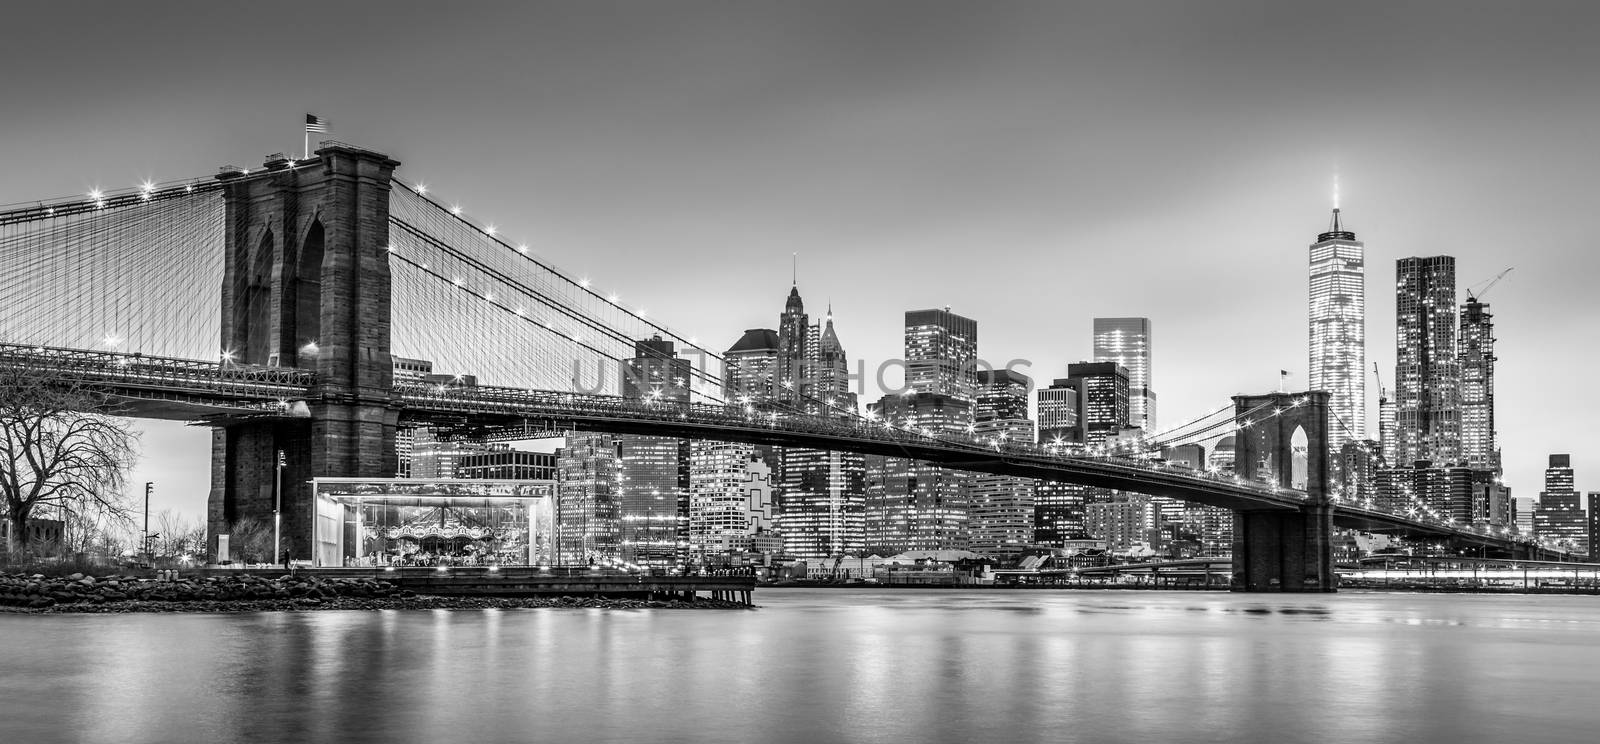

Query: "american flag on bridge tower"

xmin=304 ymin=114 xmax=329 ymax=133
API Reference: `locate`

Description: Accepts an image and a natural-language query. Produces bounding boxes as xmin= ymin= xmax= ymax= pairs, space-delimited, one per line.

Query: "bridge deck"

xmin=0 ymin=343 xmax=1550 ymax=556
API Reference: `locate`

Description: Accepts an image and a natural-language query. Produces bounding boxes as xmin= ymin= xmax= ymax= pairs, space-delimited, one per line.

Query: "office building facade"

xmin=1094 ymin=317 xmax=1157 ymax=431
xmin=1535 ymin=454 xmax=1586 ymax=554
xmin=904 ymin=307 xmax=978 ymax=403
xmin=1308 ymin=210 xmax=1365 ymax=453
xmin=555 ymin=435 xmax=621 ymax=565
xmin=770 ymin=287 xmax=868 ymax=560
xmin=864 ymin=393 xmax=972 ymax=554
xmin=968 ymin=369 xmax=1037 ymax=556
xmin=617 ymin=336 xmax=692 ymax=566
xmin=689 ymin=443 xmax=777 ymax=556
xmin=1458 ymin=298 xmax=1499 ymax=474
xmin=1066 ymin=362 xmax=1130 ymax=449
xmin=1395 ymin=256 xmax=1461 ymax=466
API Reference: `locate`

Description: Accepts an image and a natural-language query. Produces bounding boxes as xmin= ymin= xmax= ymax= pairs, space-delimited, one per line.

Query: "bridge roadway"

xmin=0 ymin=343 xmax=1546 ymax=554
xmin=0 ymin=343 xmax=314 ymax=419
xmin=400 ymin=381 xmax=1310 ymax=513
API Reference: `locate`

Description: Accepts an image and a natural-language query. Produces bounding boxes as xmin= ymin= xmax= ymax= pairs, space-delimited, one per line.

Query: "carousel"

xmin=312 ymin=477 xmax=556 ymax=568
xmin=371 ymin=516 xmax=525 ymax=566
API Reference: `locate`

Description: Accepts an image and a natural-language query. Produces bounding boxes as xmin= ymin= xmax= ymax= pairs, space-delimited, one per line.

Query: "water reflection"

xmin=3 ymin=589 xmax=1599 ymax=744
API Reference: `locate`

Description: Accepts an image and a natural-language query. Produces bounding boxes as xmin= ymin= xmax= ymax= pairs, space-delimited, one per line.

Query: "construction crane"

xmin=1372 ymin=362 xmax=1387 ymax=404
xmin=1465 ymin=267 xmax=1514 ymax=303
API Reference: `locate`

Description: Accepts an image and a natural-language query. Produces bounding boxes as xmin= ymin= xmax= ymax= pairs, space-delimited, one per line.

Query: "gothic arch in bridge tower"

xmin=1290 ymin=425 xmax=1309 ymax=491
xmin=238 ymin=228 xmax=274 ymax=365
xmin=292 ymin=217 xmax=324 ymax=361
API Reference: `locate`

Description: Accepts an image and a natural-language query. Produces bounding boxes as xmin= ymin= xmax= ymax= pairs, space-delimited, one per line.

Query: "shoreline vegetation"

xmin=0 ymin=572 xmax=752 ymax=614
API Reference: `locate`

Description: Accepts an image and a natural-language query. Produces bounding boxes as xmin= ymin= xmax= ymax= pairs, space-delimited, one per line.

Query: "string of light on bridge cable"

xmin=385 ymin=179 xmax=915 ymax=435
xmin=0 ymin=184 xmax=227 ymax=358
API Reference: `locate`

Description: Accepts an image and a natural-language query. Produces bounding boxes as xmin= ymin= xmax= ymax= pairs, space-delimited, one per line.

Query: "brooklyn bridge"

xmin=0 ymin=143 xmax=1556 ymax=592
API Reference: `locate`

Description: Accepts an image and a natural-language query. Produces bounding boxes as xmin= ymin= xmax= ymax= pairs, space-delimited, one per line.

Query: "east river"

xmin=3 ymin=588 xmax=1598 ymax=743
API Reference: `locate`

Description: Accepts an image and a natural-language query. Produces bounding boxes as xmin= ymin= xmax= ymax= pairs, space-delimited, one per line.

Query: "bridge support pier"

xmin=206 ymin=144 xmax=401 ymax=563
xmin=1230 ymin=391 xmax=1337 ymax=593
xmin=1232 ymin=503 xmax=1336 ymax=592
xmin=210 ymin=407 xmax=397 ymax=564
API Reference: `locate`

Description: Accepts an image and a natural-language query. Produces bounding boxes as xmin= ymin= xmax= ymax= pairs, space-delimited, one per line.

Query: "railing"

xmin=0 ymin=343 xmax=315 ymax=400
xmin=1 ymin=344 xmax=1527 ymax=543
xmin=397 ymin=381 xmax=1308 ymax=503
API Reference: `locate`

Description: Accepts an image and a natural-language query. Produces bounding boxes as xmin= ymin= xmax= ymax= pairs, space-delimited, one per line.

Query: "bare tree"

xmin=0 ymin=365 xmax=139 ymax=558
xmin=152 ymin=508 xmax=207 ymax=558
xmin=58 ymin=492 xmax=135 ymax=557
xmin=227 ymin=517 xmax=274 ymax=564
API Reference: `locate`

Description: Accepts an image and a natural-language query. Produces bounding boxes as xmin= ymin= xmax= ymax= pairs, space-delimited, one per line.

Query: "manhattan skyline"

xmin=2 ymin=1 xmax=1598 ymax=517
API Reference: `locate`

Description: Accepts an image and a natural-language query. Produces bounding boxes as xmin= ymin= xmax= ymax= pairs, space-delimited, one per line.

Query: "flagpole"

xmin=303 ymin=128 xmax=309 ymax=161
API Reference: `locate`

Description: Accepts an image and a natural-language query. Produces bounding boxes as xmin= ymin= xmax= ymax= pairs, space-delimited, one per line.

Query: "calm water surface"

xmin=3 ymin=589 xmax=1598 ymax=744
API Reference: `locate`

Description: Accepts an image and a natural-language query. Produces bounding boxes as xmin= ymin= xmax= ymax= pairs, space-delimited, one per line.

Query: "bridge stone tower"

xmin=206 ymin=144 xmax=401 ymax=562
xmin=1230 ymin=390 xmax=1336 ymax=592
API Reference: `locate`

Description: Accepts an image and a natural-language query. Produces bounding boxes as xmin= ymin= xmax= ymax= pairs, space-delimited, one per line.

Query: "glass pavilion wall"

xmin=312 ymin=478 xmax=555 ymax=568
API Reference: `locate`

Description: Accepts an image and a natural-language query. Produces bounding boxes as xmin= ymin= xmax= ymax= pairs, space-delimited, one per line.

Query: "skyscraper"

xmin=864 ymin=393 xmax=972 ymax=554
xmin=812 ymin=305 xmax=858 ymax=415
xmin=968 ymin=369 xmax=1036 ymax=556
xmin=617 ymin=336 xmax=692 ymax=567
xmin=1094 ymin=317 xmax=1157 ymax=431
xmin=1395 ymin=256 xmax=1461 ymax=467
xmin=623 ymin=334 xmax=692 ymax=402
xmin=1065 ymin=362 xmax=1129 ymax=449
xmin=1036 ymin=379 xmax=1080 ymax=446
xmin=617 ymin=435 xmax=689 ymax=567
xmin=691 ymin=326 xmax=786 ymax=561
xmin=555 ymin=434 xmax=621 ymax=565
xmin=904 ymin=307 xmax=978 ymax=403
xmin=1374 ymin=463 xmax=1476 ymax=523
xmin=724 ymin=329 xmax=781 ymax=403
xmin=777 ymin=284 xmax=811 ymax=408
xmin=1589 ymin=493 xmax=1600 ymax=561
xmin=688 ymin=443 xmax=776 ymax=557
xmin=1458 ymin=297 xmax=1499 ymax=474
xmin=1032 ymin=366 xmax=1127 ymax=547
xmin=1513 ymin=495 xmax=1536 ymax=535
xmin=1534 ymin=454 xmax=1586 ymax=554
xmin=1377 ymin=388 xmax=1398 ymax=468
xmin=864 ymin=307 xmax=979 ymax=554
xmin=1307 ymin=208 xmax=1365 ymax=453
xmin=775 ymin=290 xmax=866 ymax=561
xmin=1034 ymin=379 xmax=1086 ymax=546
xmin=1085 ymin=495 xmax=1158 ymax=553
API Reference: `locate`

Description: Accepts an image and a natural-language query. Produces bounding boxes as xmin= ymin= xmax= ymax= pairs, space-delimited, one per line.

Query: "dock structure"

xmin=216 ymin=567 xmax=756 ymax=606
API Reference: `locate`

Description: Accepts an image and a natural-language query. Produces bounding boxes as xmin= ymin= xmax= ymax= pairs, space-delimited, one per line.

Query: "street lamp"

xmin=142 ymin=481 xmax=154 ymax=563
xmin=274 ymin=449 xmax=285 ymax=567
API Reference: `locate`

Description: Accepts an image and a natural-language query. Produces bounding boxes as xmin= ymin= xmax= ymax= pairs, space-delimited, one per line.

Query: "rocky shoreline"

xmin=0 ymin=572 xmax=751 ymax=613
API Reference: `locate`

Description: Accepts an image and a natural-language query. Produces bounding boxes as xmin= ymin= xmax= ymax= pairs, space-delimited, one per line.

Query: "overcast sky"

xmin=3 ymin=1 xmax=1597 ymax=519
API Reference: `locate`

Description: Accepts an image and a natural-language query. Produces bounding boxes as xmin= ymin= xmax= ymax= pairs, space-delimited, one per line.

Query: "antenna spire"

xmin=1316 ymin=175 xmax=1355 ymax=241
xmin=792 ymin=252 xmax=797 ymax=286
